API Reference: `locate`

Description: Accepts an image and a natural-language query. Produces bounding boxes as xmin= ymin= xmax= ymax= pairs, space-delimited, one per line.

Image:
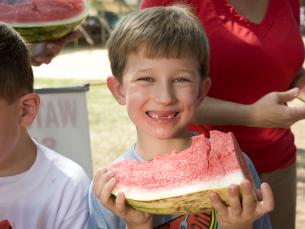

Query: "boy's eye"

xmin=138 ymin=77 xmax=153 ymax=82
xmin=174 ymin=77 xmax=191 ymax=83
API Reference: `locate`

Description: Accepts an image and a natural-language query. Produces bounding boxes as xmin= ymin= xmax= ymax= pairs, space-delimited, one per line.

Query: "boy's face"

xmin=0 ymin=98 xmax=21 ymax=163
xmin=108 ymin=52 xmax=210 ymax=140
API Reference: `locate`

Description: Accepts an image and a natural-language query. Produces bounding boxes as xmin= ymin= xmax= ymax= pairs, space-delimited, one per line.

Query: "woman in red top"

xmin=140 ymin=0 xmax=305 ymax=228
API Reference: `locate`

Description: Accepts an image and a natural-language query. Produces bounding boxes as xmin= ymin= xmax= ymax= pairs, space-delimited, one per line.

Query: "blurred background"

xmin=68 ymin=0 xmax=139 ymax=48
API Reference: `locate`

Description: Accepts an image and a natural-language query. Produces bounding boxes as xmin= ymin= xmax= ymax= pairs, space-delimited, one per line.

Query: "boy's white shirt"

xmin=0 ymin=140 xmax=91 ymax=229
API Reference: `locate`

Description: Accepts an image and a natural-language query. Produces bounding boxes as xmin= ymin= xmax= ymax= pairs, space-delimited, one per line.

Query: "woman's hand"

xmin=250 ymin=88 xmax=305 ymax=128
xmin=30 ymin=31 xmax=81 ymax=66
xmin=194 ymin=87 xmax=305 ymax=128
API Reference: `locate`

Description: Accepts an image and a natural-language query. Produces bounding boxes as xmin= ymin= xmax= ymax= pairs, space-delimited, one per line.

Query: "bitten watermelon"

xmin=108 ymin=130 xmax=255 ymax=215
xmin=0 ymin=0 xmax=88 ymax=42
xmin=298 ymin=86 xmax=305 ymax=102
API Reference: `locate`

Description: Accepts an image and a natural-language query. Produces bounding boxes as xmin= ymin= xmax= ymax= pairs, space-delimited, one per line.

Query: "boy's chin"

xmin=149 ymin=129 xmax=191 ymax=140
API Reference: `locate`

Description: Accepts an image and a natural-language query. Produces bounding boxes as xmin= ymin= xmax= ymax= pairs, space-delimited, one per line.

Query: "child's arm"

xmin=92 ymin=168 xmax=153 ymax=229
xmin=209 ymin=180 xmax=274 ymax=229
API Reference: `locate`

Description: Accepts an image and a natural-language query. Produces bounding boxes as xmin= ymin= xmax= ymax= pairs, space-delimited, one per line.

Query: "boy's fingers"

xmin=240 ymin=180 xmax=257 ymax=215
xmin=92 ymin=168 xmax=108 ymax=195
xmin=93 ymin=169 xmax=113 ymax=196
xmin=227 ymin=184 xmax=242 ymax=217
xmin=209 ymin=192 xmax=228 ymax=217
xmin=256 ymin=183 xmax=274 ymax=214
xmin=99 ymin=177 xmax=116 ymax=205
xmin=115 ymin=192 xmax=127 ymax=216
xmin=255 ymin=188 xmax=263 ymax=201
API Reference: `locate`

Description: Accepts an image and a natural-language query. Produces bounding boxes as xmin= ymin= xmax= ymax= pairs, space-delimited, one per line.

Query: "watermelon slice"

xmin=108 ymin=130 xmax=256 ymax=215
xmin=298 ymin=86 xmax=305 ymax=102
xmin=0 ymin=0 xmax=88 ymax=42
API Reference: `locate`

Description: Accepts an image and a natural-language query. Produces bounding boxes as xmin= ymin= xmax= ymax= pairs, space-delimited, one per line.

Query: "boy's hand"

xmin=92 ymin=168 xmax=153 ymax=229
xmin=209 ymin=180 xmax=274 ymax=229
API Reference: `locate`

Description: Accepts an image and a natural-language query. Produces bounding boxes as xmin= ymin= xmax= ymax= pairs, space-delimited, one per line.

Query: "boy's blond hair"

xmin=107 ymin=4 xmax=209 ymax=82
xmin=0 ymin=22 xmax=33 ymax=104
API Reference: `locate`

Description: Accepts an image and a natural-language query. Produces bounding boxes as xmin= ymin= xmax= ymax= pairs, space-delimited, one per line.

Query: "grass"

xmin=34 ymin=78 xmax=136 ymax=173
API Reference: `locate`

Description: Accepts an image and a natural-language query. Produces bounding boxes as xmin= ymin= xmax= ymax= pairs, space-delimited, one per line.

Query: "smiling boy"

xmin=89 ymin=5 xmax=274 ymax=229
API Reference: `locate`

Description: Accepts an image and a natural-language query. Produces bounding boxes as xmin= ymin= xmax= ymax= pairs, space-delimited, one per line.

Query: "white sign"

xmin=28 ymin=85 xmax=93 ymax=177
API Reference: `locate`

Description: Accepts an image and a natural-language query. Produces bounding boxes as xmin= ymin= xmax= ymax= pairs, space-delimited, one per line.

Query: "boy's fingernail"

xmin=229 ymin=184 xmax=236 ymax=190
xmin=107 ymin=171 xmax=114 ymax=176
xmin=209 ymin=192 xmax=216 ymax=200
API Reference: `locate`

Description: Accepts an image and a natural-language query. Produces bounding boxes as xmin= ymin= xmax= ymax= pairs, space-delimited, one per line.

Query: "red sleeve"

xmin=289 ymin=0 xmax=300 ymax=25
xmin=140 ymin=0 xmax=171 ymax=8
xmin=140 ymin=0 xmax=187 ymax=9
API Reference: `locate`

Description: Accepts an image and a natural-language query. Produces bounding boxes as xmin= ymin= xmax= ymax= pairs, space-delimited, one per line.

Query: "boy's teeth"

xmin=149 ymin=112 xmax=176 ymax=119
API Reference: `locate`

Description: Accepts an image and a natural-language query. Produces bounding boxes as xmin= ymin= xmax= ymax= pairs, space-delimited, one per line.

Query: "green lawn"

xmin=34 ymin=78 xmax=136 ymax=173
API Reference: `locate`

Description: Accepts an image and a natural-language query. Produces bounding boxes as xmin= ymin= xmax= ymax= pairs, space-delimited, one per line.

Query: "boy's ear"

xmin=18 ymin=93 xmax=40 ymax=128
xmin=196 ymin=77 xmax=211 ymax=106
xmin=107 ymin=76 xmax=126 ymax=105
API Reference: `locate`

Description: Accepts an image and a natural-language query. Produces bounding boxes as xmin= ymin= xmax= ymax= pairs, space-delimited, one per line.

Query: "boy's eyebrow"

xmin=135 ymin=68 xmax=197 ymax=75
xmin=176 ymin=68 xmax=198 ymax=74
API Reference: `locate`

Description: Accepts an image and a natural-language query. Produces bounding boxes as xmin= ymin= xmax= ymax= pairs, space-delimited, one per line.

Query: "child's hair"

xmin=0 ymin=22 xmax=33 ymax=103
xmin=107 ymin=4 xmax=209 ymax=82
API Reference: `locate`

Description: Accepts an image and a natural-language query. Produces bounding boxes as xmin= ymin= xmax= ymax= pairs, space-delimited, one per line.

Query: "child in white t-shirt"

xmin=0 ymin=22 xmax=91 ymax=229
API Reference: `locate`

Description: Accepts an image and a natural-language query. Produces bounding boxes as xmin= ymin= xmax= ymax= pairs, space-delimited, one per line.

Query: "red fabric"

xmin=141 ymin=0 xmax=305 ymax=173
xmin=0 ymin=220 xmax=11 ymax=229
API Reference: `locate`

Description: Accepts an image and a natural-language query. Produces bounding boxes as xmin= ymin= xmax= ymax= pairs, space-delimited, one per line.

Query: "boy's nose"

xmin=154 ymin=83 xmax=176 ymax=105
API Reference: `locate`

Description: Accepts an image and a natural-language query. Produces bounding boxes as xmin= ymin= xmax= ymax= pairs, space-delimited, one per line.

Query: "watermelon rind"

xmin=11 ymin=2 xmax=89 ymax=43
xmin=125 ymin=187 xmax=233 ymax=215
xmin=113 ymin=173 xmax=256 ymax=215
xmin=297 ymin=88 xmax=305 ymax=103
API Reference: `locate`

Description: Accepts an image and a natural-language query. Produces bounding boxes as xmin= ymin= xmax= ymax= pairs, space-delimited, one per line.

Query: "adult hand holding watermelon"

xmin=29 ymin=30 xmax=81 ymax=66
xmin=0 ymin=0 xmax=88 ymax=42
xmin=0 ymin=0 xmax=88 ymax=65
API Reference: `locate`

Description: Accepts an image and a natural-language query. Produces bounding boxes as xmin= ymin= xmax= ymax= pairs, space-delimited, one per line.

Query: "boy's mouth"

xmin=146 ymin=111 xmax=179 ymax=120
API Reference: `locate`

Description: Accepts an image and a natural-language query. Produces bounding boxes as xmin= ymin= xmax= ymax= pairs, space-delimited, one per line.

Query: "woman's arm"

xmin=194 ymin=88 xmax=305 ymax=128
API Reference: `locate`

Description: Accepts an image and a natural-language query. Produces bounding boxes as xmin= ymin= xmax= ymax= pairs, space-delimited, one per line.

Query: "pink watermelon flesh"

xmin=109 ymin=130 xmax=253 ymax=201
xmin=0 ymin=0 xmax=84 ymax=23
xmin=298 ymin=86 xmax=305 ymax=102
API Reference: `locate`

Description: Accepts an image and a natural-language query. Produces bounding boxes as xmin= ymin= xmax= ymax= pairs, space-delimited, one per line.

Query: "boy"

xmin=89 ymin=5 xmax=274 ymax=229
xmin=0 ymin=22 xmax=91 ymax=229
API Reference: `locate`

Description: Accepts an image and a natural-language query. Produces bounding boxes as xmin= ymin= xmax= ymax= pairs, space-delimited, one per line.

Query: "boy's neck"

xmin=135 ymin=132 xmax=193 ymax=161
xmin=0 ymin=132 xmax=37 ymax=177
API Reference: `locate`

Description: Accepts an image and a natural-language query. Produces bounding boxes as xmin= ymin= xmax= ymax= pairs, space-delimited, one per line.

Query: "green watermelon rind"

xmin=11 ymin=2 xmax=89 ymax=43
xmin=298 ymin=87 xmax=305 ymax=103
xmin=124 ymin=187 xmax=233 ymax=215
